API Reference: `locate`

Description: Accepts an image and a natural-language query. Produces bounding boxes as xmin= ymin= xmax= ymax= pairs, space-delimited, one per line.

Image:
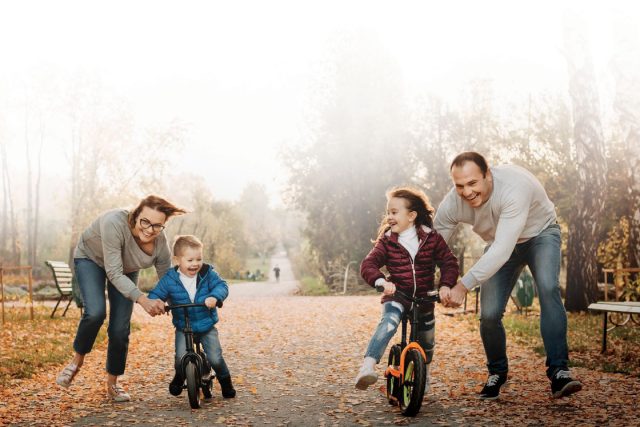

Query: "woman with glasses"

xmin=56 ymin=195 xmax=187 ymax=402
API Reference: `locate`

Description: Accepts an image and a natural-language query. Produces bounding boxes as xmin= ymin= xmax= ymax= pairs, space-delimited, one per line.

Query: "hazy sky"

xmin=1 ymin=0 xmax=636 ymax=205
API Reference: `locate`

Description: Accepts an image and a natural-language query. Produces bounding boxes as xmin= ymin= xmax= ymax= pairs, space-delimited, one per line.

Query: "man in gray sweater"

xmin=434 ymin=152 xmax=582 ymax=400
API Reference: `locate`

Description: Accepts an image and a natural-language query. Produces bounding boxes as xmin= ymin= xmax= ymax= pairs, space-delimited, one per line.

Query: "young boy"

xmin=149 ymin=235 xmax=236 ymax=398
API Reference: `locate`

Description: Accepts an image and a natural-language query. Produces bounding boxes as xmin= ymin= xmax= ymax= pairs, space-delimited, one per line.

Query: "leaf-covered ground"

xmin=1 ymin=291 xmax=639 ymax=426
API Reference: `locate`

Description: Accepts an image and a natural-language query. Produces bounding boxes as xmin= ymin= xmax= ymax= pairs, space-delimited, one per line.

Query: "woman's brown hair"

xmin=375 ymin=187 xmax=435 ymax=241
xmin=128 ymin=195 xmax=187 ymax=229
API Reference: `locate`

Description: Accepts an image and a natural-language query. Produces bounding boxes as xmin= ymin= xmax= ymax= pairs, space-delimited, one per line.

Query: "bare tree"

xmin=0 ymin=139 xmax=19 ymax=264
xmin=611 ymin=11 xmax=640 ymax=268
xmin=23 ymin=89 xmax=46 ymax=268
xmin=563 ymin=12 xmax=608 ymax=311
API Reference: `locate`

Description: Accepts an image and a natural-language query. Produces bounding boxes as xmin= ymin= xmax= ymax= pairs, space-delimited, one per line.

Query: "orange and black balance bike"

xmin=376 ymin=286 xmax=439 ymax=417
xmin=165 ymin=301 xmax=222 ymax=409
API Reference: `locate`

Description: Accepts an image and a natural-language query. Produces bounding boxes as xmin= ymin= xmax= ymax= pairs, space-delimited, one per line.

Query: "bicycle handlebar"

xmin=375 ymin=285 xmax=440 ymax=304
xmin=165 ymin=300 xmax=223 ymax=313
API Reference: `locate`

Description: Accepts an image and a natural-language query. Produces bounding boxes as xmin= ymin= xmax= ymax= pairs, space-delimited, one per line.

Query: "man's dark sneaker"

xmin=169 ymin=373 xmax=184 ymax=396
xmin=551 ymin=370 xmax=582 ymax=398
xmin=479 ymin=374 xmax=508 ymax=400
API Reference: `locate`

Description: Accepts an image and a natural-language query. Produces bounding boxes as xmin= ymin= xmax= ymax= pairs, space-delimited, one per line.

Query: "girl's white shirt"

xmin=398 ymin=225 xmax=419 ymax=261
xmin=179 ymin=270 xmax=197 ymax=302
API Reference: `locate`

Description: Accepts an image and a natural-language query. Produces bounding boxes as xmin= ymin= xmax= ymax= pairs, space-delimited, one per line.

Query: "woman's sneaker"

xmin=55 ymin=363 xmax=79 ymax=388
xmin=107 ymin=383 xmax=131 ymax=402
xmin=551 ymin=370 xmax=582 ymax=398
xmin=479 ymin=373 xmax=508 ymax=400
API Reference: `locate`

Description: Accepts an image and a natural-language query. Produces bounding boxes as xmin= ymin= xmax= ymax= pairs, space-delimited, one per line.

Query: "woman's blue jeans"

xmin=364 ymin=301 xmax=435 ymax=364
xmin=175 ymin=326 xmax=231 ymax=379
xmin=73 ymin=258 xmax=139 ymax=376
xmin=479 ymin=224 xmax=568 ymax=379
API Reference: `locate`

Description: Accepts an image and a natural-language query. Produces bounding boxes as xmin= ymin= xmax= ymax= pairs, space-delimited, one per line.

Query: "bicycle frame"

xmin=165 ymin=301 xmax=221 ymax=408
xmin=380 ymin=288 xmax=439 ymax=393
xmin=172 ymin=304 xmax=206 ymax=379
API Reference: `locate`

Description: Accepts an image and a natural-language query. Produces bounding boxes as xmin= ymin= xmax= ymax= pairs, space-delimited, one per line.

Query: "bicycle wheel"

xmin=399 ymin=348 xmax=426 ymax=417
xmin=386 ymin=345 xmax=402 ymax=405
xmin=185 ymin=361 xmax=201 ymax=409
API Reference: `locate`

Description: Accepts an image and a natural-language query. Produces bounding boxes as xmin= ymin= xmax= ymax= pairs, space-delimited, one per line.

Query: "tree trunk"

xmin=25 ymin=98 xmax=35 ymax=267
xmin=33 ymin=116 xmax=45 ymax=268
xmin=563 ymin=13 xmax=608 ymax=311
xmin=0 ymin=140 xmax=19 ymax=265
xmin=611 ymin=13 xmax=640 ymax=268
xmin=1 ymin=141 xmax=7 ymax=262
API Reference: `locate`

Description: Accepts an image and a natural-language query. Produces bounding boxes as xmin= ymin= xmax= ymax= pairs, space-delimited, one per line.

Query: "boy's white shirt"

xmin=374 ymin=225 xmax=420 ymax=289
xmin=178 ymin=271 xmax=197 ymax=302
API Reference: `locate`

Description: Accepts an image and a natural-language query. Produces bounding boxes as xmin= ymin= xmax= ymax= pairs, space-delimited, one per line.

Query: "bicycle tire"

xmin=399 ymin=348 xmax=426 ymax=417
xmin=185 ymin=361 xmax=201 ymax=409
xmin=386 ymin=345 xmax=402 ymax=405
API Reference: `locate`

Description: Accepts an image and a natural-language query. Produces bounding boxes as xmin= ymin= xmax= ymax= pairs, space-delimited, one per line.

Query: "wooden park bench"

xmin=45 ymin=260 xmax=81 ymax=318
xmin=587 ymin=301 xmax=640 ymax=352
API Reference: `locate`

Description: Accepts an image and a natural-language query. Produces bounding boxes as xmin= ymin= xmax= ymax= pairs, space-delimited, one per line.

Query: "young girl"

xmin=355 ymin=187 xmax=459 ymax=390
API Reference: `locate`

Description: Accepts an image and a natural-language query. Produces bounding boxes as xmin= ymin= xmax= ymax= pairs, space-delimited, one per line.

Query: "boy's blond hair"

xmin=173 ymin=235 xmax=204 ymax=256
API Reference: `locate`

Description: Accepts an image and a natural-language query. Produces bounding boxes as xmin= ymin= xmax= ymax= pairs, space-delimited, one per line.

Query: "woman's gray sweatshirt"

xmin=74 ymin=209 xmax=172 ymax=302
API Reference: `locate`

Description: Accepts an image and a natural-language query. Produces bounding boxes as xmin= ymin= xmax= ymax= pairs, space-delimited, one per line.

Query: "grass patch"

xmin=0 ymin=305 xmax=136 ymax=385
xmin=458 ymin=304 xmax=640 ymax=377
xmin=298 ymin=276 xmax=331 ymax=296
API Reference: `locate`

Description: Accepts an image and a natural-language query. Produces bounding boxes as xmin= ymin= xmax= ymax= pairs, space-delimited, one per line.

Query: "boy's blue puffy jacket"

xmin=148 ymin=263 xmax=229 ymax=333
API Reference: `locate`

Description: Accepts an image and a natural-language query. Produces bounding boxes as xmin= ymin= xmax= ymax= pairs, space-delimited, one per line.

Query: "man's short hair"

xmin=173 ymin=235 xmax=204 ymax=256
xmin=450 ymin=151 xmax=489 ymax=176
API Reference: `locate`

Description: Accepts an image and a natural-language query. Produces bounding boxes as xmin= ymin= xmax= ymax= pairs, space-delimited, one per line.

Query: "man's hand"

xmin=447 ymin=281 xmax=468 ymax=308
xmin=382 ymin=281 xmax=396 ymax=296
xmin=204 ymin=297 xmax=218 ymax=309
xmin=137 ymin=294 xmax=165 ymax=316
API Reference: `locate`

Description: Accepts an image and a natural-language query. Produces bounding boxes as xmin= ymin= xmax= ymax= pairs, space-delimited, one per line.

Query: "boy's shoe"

xmin=479 ymin=373 xmax=508 ymax=400
xmin=169 ymin=373 xmax=184 ymax=396
xmin=551 ymin=370 xmax=582 ymax=398
xmin=107 ymin=383 xmax=131 ymax=402
xmin=56 ymin=363 xmax=79 ymax=388
xmin=218 ymin=376 xmax=236 ymax=398
xmin=354 ymin=362 xmax=378 ymax=390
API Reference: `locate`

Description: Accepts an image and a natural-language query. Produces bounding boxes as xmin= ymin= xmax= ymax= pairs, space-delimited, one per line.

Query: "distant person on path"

xmin=148 ymin=235 xmax=236 ymax=398
xmin=56 ymin=195 xmax=187 ymax=402
xmin=273 ymin=264 xmax=281 ymax=282
xmin=434 ymin=151 xmax=582 ymax=399
xmin=356 ymin=187 xmax=459 ymax=390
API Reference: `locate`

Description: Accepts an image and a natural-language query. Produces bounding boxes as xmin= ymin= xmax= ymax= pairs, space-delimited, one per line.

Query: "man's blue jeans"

xmin=479 ymin=224 xmax=568 ymax=378
xmin=364 ymin=301 xmax=435 ymax=364
xmin=73 ymin=258 xmax=139 ymax=376
xmin=175 ymin=327 xmax=231 ymax=379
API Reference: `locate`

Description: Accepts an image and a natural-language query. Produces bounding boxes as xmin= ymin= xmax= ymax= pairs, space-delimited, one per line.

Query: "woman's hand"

xmin=204 ymin=297 xmax=218 ymax=309
xmin=137 ymin=294 xmax=165 ymax=316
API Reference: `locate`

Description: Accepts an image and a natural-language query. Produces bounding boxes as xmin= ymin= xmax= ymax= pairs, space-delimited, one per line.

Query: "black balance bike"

xmin=165 ymin=301 xmax=222 ymax=409
xmin=376 ymin=285 xmax=439 ymax=417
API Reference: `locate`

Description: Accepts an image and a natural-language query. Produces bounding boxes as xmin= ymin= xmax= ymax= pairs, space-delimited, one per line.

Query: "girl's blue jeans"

xmin=364 ymin=301 xmax=435 ymax=364
xmin=479 ymin=224 xmax=569 ymax=379
xmin=175 ymin=327 xmax=231 ymax=379
xmin=72 ymin=258 xmax=139 ymax=376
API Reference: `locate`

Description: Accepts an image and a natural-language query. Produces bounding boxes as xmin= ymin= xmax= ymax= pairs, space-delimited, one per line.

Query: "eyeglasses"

xmin=139 ymin=217 xmax=165 ymax=233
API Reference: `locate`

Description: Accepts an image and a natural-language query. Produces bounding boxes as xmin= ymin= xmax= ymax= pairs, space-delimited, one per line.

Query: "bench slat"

xmin=588 ymin=302 xmax=640 ymax=314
